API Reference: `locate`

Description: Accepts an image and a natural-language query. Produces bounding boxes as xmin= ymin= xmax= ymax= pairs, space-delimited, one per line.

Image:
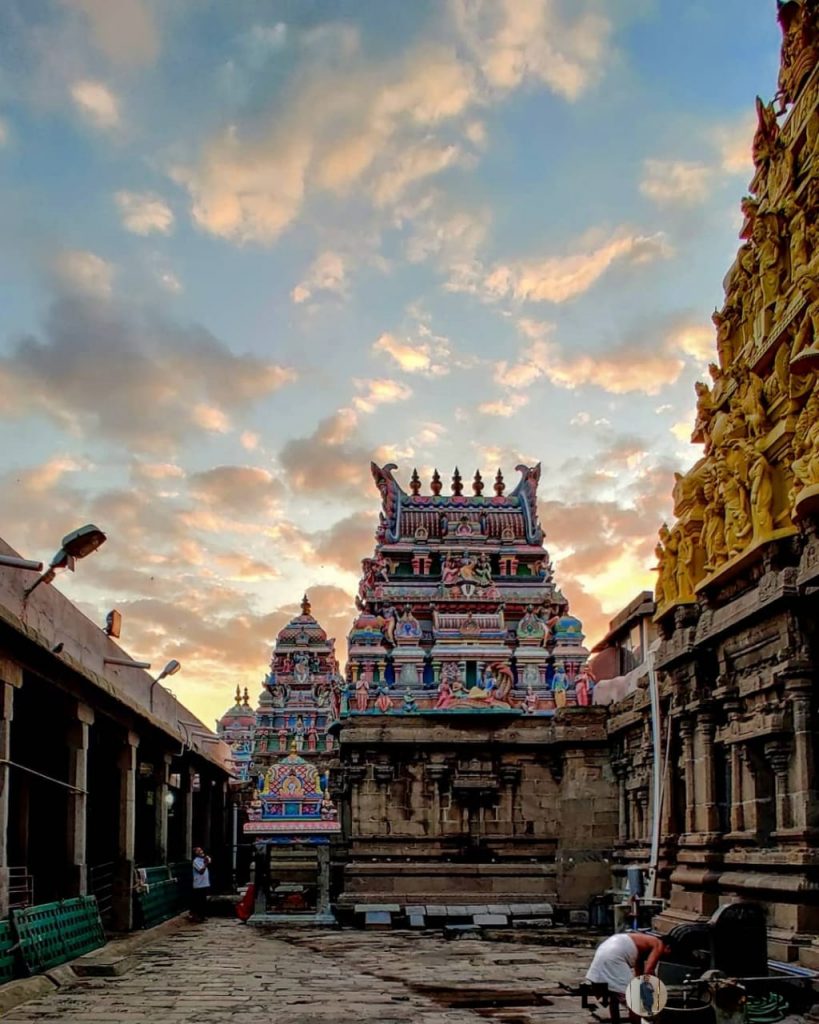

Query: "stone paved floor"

xmin=1 ymin=920 xmax=601 ymax=1023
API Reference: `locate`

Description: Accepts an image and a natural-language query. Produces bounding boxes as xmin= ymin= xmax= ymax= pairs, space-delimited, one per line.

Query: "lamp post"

xmin=149 ymin=660 xmax=181 ymax=710
xmin=23 ymin=525 xmax=106 ymax=598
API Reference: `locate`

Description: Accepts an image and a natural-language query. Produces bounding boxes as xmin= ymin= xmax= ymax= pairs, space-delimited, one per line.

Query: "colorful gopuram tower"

xmin=216 ymin=594 xmax=341 ymax=788
xmin=254 ymin=594 xmax=340 ymax=770
xmin=345 ymin=462 xmax=589 ymax=712
xmin=333 ymin=463 xmax=614 ymax=919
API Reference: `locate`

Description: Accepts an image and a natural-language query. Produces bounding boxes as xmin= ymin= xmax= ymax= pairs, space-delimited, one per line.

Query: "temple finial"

xmin=410 ymin=468 xmax=421 ymax=496
xmin=494 ymin=468 xmax=505 ymax=496
xmin=431 ymin=469 xmax=442 ymax=496
xmin=242 ymin=687 xmax=250 ymax=706
xmin=473 ymin=470 xmax=484 ymax=496
xmin=234 ymin=685 xmax=241 ymax=704
xmin=452 ymin=467 xmax=463 ymax=496
xmin=301 ymin=593 xmax=311 ymax=616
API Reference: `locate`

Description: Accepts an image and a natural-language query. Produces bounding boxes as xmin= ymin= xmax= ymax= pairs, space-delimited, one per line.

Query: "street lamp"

xmin=23 ymin=525 xmax=106 ymax=598
xmin=149 ymin=659 xmax=181 ymax=710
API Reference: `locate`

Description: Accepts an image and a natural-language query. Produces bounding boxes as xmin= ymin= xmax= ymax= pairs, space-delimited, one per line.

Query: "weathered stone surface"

xmin=0 ymin=919 xmax=611 ymax=1022
xmin=473 ymin=914 xmax=509 ymax=927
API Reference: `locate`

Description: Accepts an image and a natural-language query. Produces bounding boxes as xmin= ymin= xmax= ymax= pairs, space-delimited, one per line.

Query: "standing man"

xmin=190 ymin=847 xmax=211 ymax=923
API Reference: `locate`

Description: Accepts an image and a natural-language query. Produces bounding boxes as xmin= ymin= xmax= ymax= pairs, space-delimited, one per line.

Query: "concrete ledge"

xmin=0 ymin=976 xmax=57 ymax=1017
xmin=0 ymin=913 xmax=192 ymax=1019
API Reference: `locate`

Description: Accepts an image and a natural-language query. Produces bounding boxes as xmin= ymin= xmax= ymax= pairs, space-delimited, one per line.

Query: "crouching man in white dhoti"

xmin=585 ymin=932 xmax=670 ymax=1021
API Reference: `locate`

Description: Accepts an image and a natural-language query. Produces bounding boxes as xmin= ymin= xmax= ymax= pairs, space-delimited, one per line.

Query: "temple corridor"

xmin=1 ymin=920 xmax=595 ymax=1023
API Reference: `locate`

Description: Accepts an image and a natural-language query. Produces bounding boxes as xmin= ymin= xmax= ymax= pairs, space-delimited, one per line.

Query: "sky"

xmin=0 ymin=0 xmax=782 ymax=728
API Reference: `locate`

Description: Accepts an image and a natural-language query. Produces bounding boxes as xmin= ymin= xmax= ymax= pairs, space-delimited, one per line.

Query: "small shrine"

xmin=245 ymin=744 xmax=339 ymax=925
xmin=215 ymin=687 xmax=255 ymax=781
xmin=345 ymin=463 xmax=590 ymax=713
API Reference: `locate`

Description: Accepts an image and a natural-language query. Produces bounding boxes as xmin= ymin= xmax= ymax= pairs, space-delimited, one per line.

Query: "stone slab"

xmin=569 ymin=910 xmax=589 ymax=925
xmin=404 ymin=905 xmax=426 ymax=916
xmin=530 ymin=902 xmax=555 ymax=915
xmin=463 ymin=904 xmax=489 ymax=915
xmin=512 ymin=917 xmax=554 ymax=929
xmin=354 ymin=903 xmax=400 ymax=914
xmin=474 ymin=913 xmax=509 ymax=926
xmin=408 ymin=914 xmax=426 ymax=929
xmin=509 ymin=904 xmax=533 ymax=916
xmin=445 ymin=905 xmax=467 ymax=916
xmin=72 ymin=954 xmax=137 ymax=977
xmin=364 ymin=911 xmax=393 ymax=928
xmin=44 ymin=965 xmax=80 ymax=988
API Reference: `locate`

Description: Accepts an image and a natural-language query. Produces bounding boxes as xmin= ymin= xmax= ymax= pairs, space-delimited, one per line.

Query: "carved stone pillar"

xmin=738 ymin=745 xmax=760 ymax=834
xmin=693 ymin=711 xmax=718 ymax=834
xmin=612 ymin=759 xmax=628 ymax=844
xmin=499 ymin=764 xmax=521 ymax=834
xmin=0 ymin=658 xmax=21 ymax=920
xmin=112 ymin=730 xmax=139 ymax=931
xmin=766 ymin=739 xmax=793 ymax=832
xmin=66 ymin=702 xmax=94 ymax=896
xmin=636 ymin=786 xmax=649 ymax=842
xmin=426 ymin=762 xmax=449 ymax=835
xmin=729 ymin=744 xmax=745 ymax=833
xmin=678 ymin=717 xmax=696 ymax=834
xmin=784 ymin=675 xmax=819 ymax=830
xmin=346 ymin=764 xmax=366 ymax=839
xmin=155 ymin=753 xmax=172 ymax=864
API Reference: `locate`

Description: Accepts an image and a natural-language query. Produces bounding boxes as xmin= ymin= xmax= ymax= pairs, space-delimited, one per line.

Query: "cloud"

xmin=291 ymin=250 xmax=348 ymax=303
xmin=352 ymin=377 xmax=413 ymax=413
xmin=474 ymin=228 xmax=671 ymax=304
xmin=240 ymin=431 xmax=259 ymax=451
xmin=131 ymin=461 xmax=186 ymax=481
xmin=308 ymin=511 xmax=377 ymax=575
xmin=278 ymin=410 xmax=373 ymax=498
xmin=0 ymin=117 xmax=8 ymax=146
xmin=157 ymin=271 xmax=182 ymax=293
xmin=60 ymin=0 xmax=159 ymax=67
xmin=372 ymin=141 xmax=462 ymax=206
xmin=373 ymin=331 xmax=451 ymax=377
xmin=190 ymin=404 xmax=231 ymax=434
xmin=173 ymin=42 xmax=478 ymax=244
xmin=188 ymin=466 xmax=284 ymax=515
xmin=451 ymin=0 xmax=612 ymax=100
xmin=714 ymin=111 xmax=755 ymax=176
xmin=478 ymin=393 xmax=529 ymax=417
xmin=486 ymin=314 xmax=710 ymax=400
xmin=115 ymin=191 xmax=175 ymax=235
xmin=640 ymin=159 xmax=713 ymax=206
xmin=53 ymin=249 xmax=115 ymax=298
xmin=0 ymin=294 xmax=296 ymax=451
xmin=70 ymin=79 xmax=120 ymax=130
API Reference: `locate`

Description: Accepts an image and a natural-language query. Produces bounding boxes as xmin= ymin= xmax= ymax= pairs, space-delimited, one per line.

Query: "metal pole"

xmin=645 ymin=646 xmax=663 ymax=900
xmin=231 ymin=801 xmax=238 ymax=888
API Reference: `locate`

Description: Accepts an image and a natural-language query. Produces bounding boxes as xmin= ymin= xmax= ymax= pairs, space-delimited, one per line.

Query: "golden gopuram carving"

xmin=655 ymin=0 xmax=819 ymax=617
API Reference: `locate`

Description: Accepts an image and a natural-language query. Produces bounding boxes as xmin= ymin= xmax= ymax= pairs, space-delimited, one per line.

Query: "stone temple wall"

xmin=335 ymin=709 xmax=618 ymax=912
xmin=613 ymin=1 xmax=819 ymax=966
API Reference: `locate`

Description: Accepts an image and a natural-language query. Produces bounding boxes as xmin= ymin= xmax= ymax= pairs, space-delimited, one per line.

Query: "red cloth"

xmin=235 ymin=884 xmax=255 ymax=921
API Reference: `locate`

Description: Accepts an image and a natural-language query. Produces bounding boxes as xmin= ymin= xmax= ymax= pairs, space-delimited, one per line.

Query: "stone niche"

xmin=334 ymin=707 xmax=617 ymax=913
